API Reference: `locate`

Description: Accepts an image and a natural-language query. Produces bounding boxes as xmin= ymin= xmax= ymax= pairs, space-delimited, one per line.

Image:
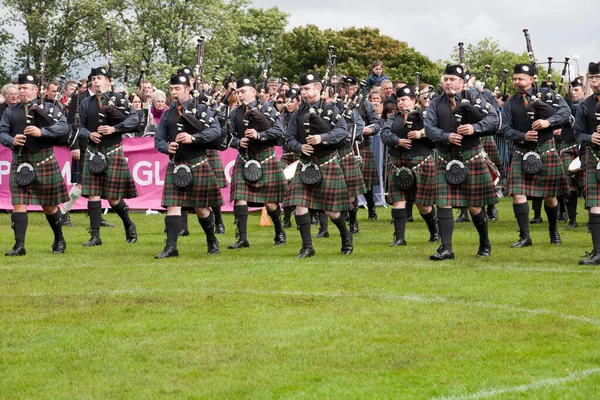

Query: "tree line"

xmin=0 ymin=0 xmax=530 ymax=92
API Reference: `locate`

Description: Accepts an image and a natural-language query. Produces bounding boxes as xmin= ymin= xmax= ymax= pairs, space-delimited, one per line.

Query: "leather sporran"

xmin=173 ymin=164 xmax=193 ymax=188
xmin=16 ymin=163 xmax=36 ymax=186
xmin=522 ymin=151 xmax=542 ymax=175
xmin=395 ymin=166 xmax=415 ymax=190
xmin=88 ymin=151 xmax=108 ymax=174
xmin=300 ymin=162 xmax=322 ymax=186
xmin=243 ymin=159 xmax=263 ymax=182
xmin=445 ymin=160 xmax=467 ymax=185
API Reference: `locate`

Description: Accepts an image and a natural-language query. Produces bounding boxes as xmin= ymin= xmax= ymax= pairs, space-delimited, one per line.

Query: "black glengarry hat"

xmin=236 ymin=78 xmax=255 ymax=89
xmin=298 ymin=72 xmax=321 ymax=86
xmin=444 ymin=64 xmax=465 ymax=79
xmin=570 ymin=77 xmax=583 ymax=88
xmin=17 ymin=73 xmax=39 ymax=86
xmin=513 ymin=64 xmax=535 ymax=76
xmin=344 ymin=75 xmax=358 ymax=85
xmin=177 ymin=66 xmax=194 ymax=77
xmin=588 ymin=62 xmax=600 ymax=75
xmin=396 ymin=85 xmax=416 ymax=98
xmin=90 ymin=66 xmax=110 ymax=79
xmin=170 ymin=74 xmax=191 ymax=86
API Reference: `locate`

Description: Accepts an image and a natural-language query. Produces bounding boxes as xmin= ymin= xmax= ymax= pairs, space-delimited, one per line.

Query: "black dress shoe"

xmin=428 ymin=231 xmax=440 ymax=243
xmin=476 ymin=243 xmax=491 ymax=258
xmin=311 ymin=215 xmax=318 ymax=226
xmin=5 ymin=244 xmax=26 ymax=256
xmin=82 ymin=232 xmax=102 ymax=247
xmin=368 ymin=211 xmax=378 ymax=220
xmin=550 ymin=228 xmax=562 ymax=245
xmin=51 ymin=240 xmax=67 ymax=254
xmin=215 ymin=223 xmax=225 ymax=235
xmin=579 ymin=251 xmax=600 ymax=265
xmin=510 ymin=234 xmax=532 ymax=248
xmin=341 ymin=234 xmax=353 ymax=255
xmin=456 ymin=209 xmax=470 ymax=223
xmin=557 ymin=212 xmax=568 ymax=222
xmin=488 ymin=206 xmax=498 ymax=221
xmin=296 ymin=246 xmax=315 ymax=258
xmin=407 ymin=215 xmax=414 ymax=222
xmin=60 ymin=212 xmax=73 ymax=227
xmin=314 ymin=229 xmax=329 ymax=239
xmin=283 ymin=218 xmax=292 ymax=229
xmin=100 ymin=219 xmax=116 ymax=227
xmin=390 ymin=234 xmax=406 ymax=246
xmin=179 ymin=229 xmax=190 ymax=237
xmin=530 ymin=215 xmax=543 ymax=224
xmin=126 ymin=223 xmax=138 ymax=243
xmin=207 ymin=238 xmax=220 ymax=255
xmin=228 ymin=239 xmax=249 ymax=249
xmin=566 ymin=220 xmax=578 ymax=229
xmin=274 ymin=231 xmax=286 ymax=246
xmin=155 ymin=245 xmax=179 ymax=259
xmin=349 ymin=222 xmax=359 ymax=235
xmin=430 ymin=246 xmax=455 ymax=261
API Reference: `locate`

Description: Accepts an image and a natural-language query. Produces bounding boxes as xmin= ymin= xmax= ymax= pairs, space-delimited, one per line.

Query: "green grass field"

xmin=2 ymin=198 xmax=600 ymax=399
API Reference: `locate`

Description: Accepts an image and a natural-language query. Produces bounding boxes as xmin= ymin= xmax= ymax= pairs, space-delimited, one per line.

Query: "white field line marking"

xmin=434 ymin=367 xmax=600 ymax=400
xmin=4 ymin=288 xmax=600 ymax=327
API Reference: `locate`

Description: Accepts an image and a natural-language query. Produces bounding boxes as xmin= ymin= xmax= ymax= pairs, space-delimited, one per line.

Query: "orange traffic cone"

xmin=260 ymin=207 xmax=271 ymax=226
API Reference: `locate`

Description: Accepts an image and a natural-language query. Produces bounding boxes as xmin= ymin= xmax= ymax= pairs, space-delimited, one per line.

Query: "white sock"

xmin=63 ymin=185 xmax=82 ymax=213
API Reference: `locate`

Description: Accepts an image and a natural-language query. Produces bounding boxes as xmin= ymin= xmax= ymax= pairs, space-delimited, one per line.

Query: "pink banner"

xmin=0 ymin=138 xmax=281 ymax=211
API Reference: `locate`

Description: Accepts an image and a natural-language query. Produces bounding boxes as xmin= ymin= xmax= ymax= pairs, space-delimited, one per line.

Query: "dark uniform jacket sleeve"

xmin=320 ymin=106 xmax=348 ymax=146
xmin=228 ymin=107 xmax=241 ymax=149
xmin=574 ymin=100 xmax=592 ymax=145
xmin=76 ymin=97 xmax=92 ymax=139
xmin=285 ymin=110 xmax=302 ymax=153
xmin=258 ymin=104 xmax=285 ymax=142
xmin=194 ymin=107 xmax=221 ymax=144
xmin=154 ymin=105 xmax=172 ymax=155
xmin=114 ymin=104 xmax=140 ymax=134
xmin=380 ymin=114 xmax=400 ymax=146
xmin=41 ymin=101 xmax=69 ymax=139
xmin=0 ymin=106 xmax=14 ymax=148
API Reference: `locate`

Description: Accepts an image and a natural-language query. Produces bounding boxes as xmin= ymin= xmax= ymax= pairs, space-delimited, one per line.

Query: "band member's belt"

xmin=390 ymin=154 xmax=432 ymax=173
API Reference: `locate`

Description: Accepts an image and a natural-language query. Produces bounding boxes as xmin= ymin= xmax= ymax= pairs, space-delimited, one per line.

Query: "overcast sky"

xmin=253 ymin=0 xmax=598 ymax=75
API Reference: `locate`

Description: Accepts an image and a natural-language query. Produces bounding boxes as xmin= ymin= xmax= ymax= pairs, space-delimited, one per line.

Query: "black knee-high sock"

xmin=513 ymin=202 xmax=530 ymax=236
xmin=283 ymin=206 xmax=294 ymax=220
xmin=113 ymin=200 xmax=133 ymax=229
xmin=349 ymin=198 xmax=358 ymax=224
xmin=471 ymin=209 xmax=489 ymax=246
xmin=212 ymin=206 xmax=223 ymax=225
xmin=45 ymin=210 xmax=64 ymax=242
xmin=181 ymin=209 xmax=189 ymax=231
xmin=267 ymin=205 xmax=283 ymax=234
xmin=420 ymin=208 xmax=437 ymax=234
xmin=589 ymin=213 xmax=600 ymax=252
xmin=318 ymin=211 xmax=328 ymax=230
xmin=198 ymin=212 xmax=215 ymax=241
xmin=331 ymin=214 xmax=351 ymax=237
xmin=437 ymin=208 xmax=454 ymax=250
xmin=88 ymin=200 xmax=102 ymax=231
xmin=234 ymin=204 xmax=248 ymax=241
xmin=558 ymin=196 xmax=566 ymax=215
xmin=165 ymin=215 xmax=181 ymax=249
xmin=545 ymin=202 xmax=559 ymax=230
xmin=532 ymin=197 xmax=542 ymax=216
xmin=567 ymin=191 xmax=578 ymax=222
xmin=295 ymin=213 xmax=312 ymax=248
xmin=365 ymin=190 xmax=375 ymax=210
xmin=11 ymin=212 xmax=28 ymax=246
xmin=407 ymin=201 xmax=414 ymax=219
xmin=392 ymin=208 xmax=407 ymax=238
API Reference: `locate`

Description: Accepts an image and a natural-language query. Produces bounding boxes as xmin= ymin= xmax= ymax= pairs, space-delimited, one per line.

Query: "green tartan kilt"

xmin=584 ymin=147 xmax=600 ymax=208
xmin=206 ymin=149 xmax=227 ymax=188
xmin=162 ymin=155 xmax=224 ymax=209
xmin=338 ymin=145 xmax=367 ymax=197
xmin=358 ymin=141 xmax=379 ymax=189
xmin=387 ymin=152 xmax=436 ymax=206
xmin=282 ymin=152 xmax=350 ymax=212
xmin=230 ymin=147 xmax=286 ymax=206
xmin=436 ymin=144 xmax=499 ymax=208
xmin=507 ymin=139 xmax=569 ymax=198
xmin=10 ymin=147 xmax=69 ymax=206
xmin=559 ymin=143 xmax=581 ymax=188
xmin=81 ymin=143 xmax=138 ymax=199
xmin=481 ymin=135 xmax=504 ymax=178
xmin=280 ymin=150 xmax=298 ymax=169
